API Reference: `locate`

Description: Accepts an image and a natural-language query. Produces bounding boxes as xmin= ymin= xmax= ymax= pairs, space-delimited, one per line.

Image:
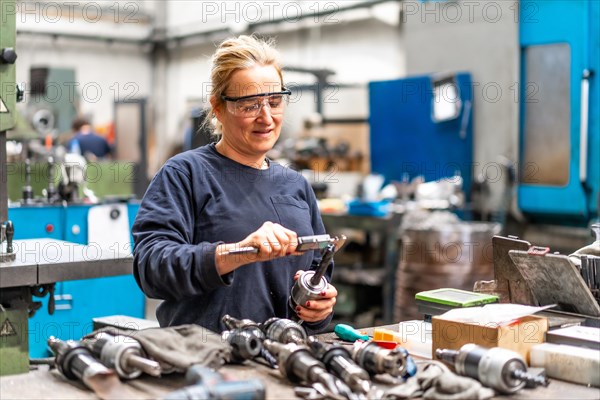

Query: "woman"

xmin=132 ymin=35 xmax=337 ymax=334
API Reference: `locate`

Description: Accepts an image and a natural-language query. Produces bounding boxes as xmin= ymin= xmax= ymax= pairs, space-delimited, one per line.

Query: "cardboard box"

xmin=432 ymin=315 xmax=548 ymax=364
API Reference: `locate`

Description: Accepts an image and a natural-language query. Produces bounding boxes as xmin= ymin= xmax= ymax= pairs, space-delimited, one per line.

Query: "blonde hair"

xmin=204 ymin=35 xmax=284 ymax=135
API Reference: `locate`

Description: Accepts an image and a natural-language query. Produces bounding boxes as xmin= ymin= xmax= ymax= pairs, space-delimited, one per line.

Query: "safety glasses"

xmin=221 ymin=88 xmax=291 ymax=118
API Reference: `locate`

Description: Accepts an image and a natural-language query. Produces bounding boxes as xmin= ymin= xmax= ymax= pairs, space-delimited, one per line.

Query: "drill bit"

xmin=310 ymin=243 xmax=337 ymax=286
xmin=512 ymin=369 xmax=549 ymax=387
xmin=124 ymin=354 xmax=162 ymax=377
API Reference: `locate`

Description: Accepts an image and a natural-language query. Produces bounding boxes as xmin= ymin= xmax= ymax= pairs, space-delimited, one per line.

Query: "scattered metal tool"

xmin=221 ymin=329 xmax=263 ymax=364
xmin=0 ymin=220 xmax=15 ymax=263
xmin=4 ymin=220 xmax=13 ymax=254
xmin=263 ymin=340 xmax=355 ymax=400
xmin=222 ymin=314 xmax=262 ymax=331
xmin=261 ymin=317 xmax=308 ymax=344
xmin=352 ymin=340 xmax=417 ymax=379
xmin=288 ymin=235 xmax=347 ymax=315
xmin=83 ymin=331 xmax=161 ymax=379
xmin=48 ymin=336 xmax=121 ymax=398
xmin=294 ymin=384 xmax=329 ymax=400
xmin=222 ymin=314 xmax=278 ymax=368
xmin=164 ymin=365 xmax=265 ymax=400
xmin=436 ymin=344 xmax=549 ymax=394
xmin=308 ymin=337 xmax=371 ymax=395
xmin=221 ymin=234 xmax=337 ymax=255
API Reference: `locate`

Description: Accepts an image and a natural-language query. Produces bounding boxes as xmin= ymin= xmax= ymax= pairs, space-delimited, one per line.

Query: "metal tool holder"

xmin=84 ymin=332 xmax=161 ymax=379
xmin=288 ymin=235 xmax=346 ymax=318
xmin=263 ymin=340 xmax=355 ymax=399
xmin=222 ymin=314 xmax=278 ymax=368
xmin=436 ymin=344 xmax=549 ymax=394
xmin=47 ymin=336 xmax=115 ymax=391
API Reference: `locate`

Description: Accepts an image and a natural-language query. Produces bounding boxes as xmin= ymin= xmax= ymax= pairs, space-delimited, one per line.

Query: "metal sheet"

xmin=35 ymin=239 xmax=132 ymax=284
xmin=522 ymin=43 xmax=571 ymax=186
xmin=37 ymin=258 xmax=133 ymax=285
xmin=0 ymin=251 xmax=37 ymax=289
xmin=509 ymin=250 xmax=600 ymax=317
xmin=492 ymin=235 xmax=537 ymax=305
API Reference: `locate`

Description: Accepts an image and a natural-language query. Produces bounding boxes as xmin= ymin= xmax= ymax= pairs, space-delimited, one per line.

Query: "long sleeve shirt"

xmin=132 ymin=143 xmax=332 ymax=334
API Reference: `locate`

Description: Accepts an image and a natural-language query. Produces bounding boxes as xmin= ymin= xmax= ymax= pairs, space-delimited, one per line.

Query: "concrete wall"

xmin=403 ymin=0 xmax=520 ymax=198
xmin=14 ymin=0 xmax=154 ymax=128
xmin=161 ymin=7 xmax=406 ymax=167
xmin=12 ymin=0 xmax=519 ymax=187
xmin=14 ymin=38 xmax=152 ymax=127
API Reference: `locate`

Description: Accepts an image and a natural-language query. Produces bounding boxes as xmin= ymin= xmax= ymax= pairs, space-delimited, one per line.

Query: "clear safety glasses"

xmin=221 ymin=88 xmax=291 ymax=118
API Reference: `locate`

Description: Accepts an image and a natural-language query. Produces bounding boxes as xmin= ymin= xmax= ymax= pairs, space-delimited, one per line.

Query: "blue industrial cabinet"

xmin=369 ymin=73 xmax=474 ymax=196
xmin=518 ymin=1 xmax=599 ymax=223
xmin=8 ymin=202 xmax=144 ymax=357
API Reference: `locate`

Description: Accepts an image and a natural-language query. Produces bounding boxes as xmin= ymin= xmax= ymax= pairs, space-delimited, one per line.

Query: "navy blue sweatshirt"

xmin=132 ymin=143 xmax=332 ymax=334
xmin=68 ymin=133 xmax=112 ymax=158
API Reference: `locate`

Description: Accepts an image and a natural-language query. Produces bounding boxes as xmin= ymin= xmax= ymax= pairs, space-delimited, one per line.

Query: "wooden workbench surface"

xmin=2 ymin=358 xmax=599 ymax=400
xmin=1 ymin=328 xmax=599 ymax=399
xmin=0 ymin=362 xmax=297 ymax=400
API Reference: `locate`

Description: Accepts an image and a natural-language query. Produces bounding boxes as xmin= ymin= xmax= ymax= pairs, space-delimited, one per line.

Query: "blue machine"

xmin=369 ymin=73 xmax=474 ymax=196
xmin=518 ymin=0 xmax=599 ymax=224
xmin=8 ymin=202 xmax=144 ymax=357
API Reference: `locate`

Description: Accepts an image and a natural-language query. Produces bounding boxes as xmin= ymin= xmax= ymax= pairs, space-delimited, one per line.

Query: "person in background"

xmin=132 ymin=35 xmax=338 ymax=334
xmin=67 ymin=117 xmax=112 ymax=159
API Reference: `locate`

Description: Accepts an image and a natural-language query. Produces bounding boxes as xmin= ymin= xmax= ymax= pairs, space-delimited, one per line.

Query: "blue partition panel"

xmin=369 ymin=73 xmax=474 ymax=197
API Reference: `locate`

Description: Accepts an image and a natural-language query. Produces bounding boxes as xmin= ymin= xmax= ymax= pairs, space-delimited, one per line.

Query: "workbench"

xmin=0 ymin=239 xmax=133 ymax=288
xmin=1 ymin=326 xmax=598 ymax=400
xmin=0 ymin=238 xmax=135 ymax=372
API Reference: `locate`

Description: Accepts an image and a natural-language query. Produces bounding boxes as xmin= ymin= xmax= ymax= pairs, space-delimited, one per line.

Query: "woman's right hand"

xmin=240 ymin=221 xmax=300 ymax=259
xmin=216 ymin=221 xmax=300 ymax=275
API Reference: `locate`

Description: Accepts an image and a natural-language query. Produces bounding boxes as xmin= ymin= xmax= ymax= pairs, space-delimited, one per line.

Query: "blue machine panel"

xmin=369 ymin=73 xmax=474 ymax=197
xmin=518 ymin=1 xmax=599 ymax=222
xmin=8 ymin=202 xmax=144 ymax=357
xmin=63 ymin=204 xmax=90 ymax=244
xmin=7 ymin=206 xmax=64 ymax=240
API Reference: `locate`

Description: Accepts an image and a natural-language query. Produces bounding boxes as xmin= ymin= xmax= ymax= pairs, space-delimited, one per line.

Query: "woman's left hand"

xmin=293 ymin=270 xmax=337 ymax=323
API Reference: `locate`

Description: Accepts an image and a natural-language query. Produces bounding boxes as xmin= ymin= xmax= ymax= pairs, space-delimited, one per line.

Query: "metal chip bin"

xmin=395 ymin=212 xmax=501 ymax=322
